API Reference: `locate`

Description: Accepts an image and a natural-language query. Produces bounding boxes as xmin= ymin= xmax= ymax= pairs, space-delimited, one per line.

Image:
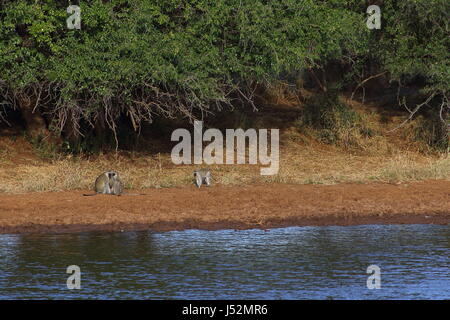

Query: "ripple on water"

xmin=0 ymin=224 xmax=448 ymax=299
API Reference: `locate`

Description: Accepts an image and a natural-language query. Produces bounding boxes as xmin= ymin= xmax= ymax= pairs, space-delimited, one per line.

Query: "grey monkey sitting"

xmin=193 ymin=169 xmax=212 ymax=188
xmin=83 ymin=171 xmax=122 ymax=196
xmin=110 ymin=174 xmax=123 ymax=195
xmin=83 ymin=171 xmax=146 ymax=196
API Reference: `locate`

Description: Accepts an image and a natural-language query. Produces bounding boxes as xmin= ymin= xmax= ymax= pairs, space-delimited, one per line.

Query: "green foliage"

xmin=0 ymin=0 xmax=448 ymax=151
xmin=378 ymin=1 xmax=449 ymax=92
xmin=0 ymin=1 xmax=369 ymax=120
xmin=298 ymin=91 xmax=375 ymax=148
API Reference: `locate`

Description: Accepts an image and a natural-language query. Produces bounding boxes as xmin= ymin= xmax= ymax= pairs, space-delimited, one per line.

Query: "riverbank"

xmin=0 ymin=180 xmax=449 ymax=234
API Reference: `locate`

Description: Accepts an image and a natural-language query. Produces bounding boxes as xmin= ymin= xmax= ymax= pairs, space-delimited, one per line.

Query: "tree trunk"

xmin=62 ymin=109 xmax=81 ymax=148
xmin=17 ymin=90 xmax=49 ymax=139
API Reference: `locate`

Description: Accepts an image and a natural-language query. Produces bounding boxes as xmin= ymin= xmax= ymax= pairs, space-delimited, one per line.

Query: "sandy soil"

xmin=0 ymin=180 xmax=449 ymax=234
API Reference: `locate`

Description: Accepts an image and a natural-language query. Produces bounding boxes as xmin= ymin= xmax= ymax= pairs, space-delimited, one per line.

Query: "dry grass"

xmin=1 ymin=93 xmax=448 ymax=194
xmin=0 ymin=141 xmax=448 ymax=194
xmin=376 ymin=154 xmax=450 ymax=182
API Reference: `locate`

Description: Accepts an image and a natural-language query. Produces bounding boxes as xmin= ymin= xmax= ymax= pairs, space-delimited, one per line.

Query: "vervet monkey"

xmin=108 ymin=171 xmax=147 ymax=196
xmin=193 ymin=169 xmax=212 ymax=188
xmin=111 ymin=175 xmax=123 ymax=195
xmin=83 ymin=171 xmax=112 ymax=196
xmin=109 ymin=171 xmax=123 ymax=195
xmin=83 ymin=171 xmax=144 ymax=196
xmin=83 ymin=171 xmax=121 ymax=196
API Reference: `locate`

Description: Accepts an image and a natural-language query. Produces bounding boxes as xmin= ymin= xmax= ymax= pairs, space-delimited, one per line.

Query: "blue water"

xmin=0 ymin=224 xmax=448 ymax=299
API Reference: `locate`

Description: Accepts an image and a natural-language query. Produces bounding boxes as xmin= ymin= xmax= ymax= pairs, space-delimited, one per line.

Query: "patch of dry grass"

xmin=0 ymin=143 xmax=448 ymax=194
xmin=375 ymin=154 xmax=450 ymax=182
xmin=1 ymin=94 xmax=448 ymax=193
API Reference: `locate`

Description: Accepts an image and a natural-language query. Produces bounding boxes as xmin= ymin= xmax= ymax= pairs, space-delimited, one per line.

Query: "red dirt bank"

xmin=0 ymin=181 xmax=449 ymax=234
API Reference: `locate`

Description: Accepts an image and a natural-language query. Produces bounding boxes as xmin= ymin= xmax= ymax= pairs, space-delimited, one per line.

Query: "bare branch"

xmin=350 ymin=71 xmax=387 ymax=101
xmin=388 ymin=91 xmax=437 ymax=133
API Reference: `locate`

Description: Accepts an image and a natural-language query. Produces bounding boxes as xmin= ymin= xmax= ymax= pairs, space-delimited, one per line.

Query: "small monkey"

xmin=193 ymin=169 xmax=212 ymax=188
xmin=83 ymin=171 xmax=121 ymax=196
xmin=108 ymin=171 xmax=147 ymax=196
xmin=109 ymin=171 xmax=123 ymax=195
xmin=82 ymin=171 xmax=112 ymax=195
xmin=84 ymin=171 xmax=144 ymax=196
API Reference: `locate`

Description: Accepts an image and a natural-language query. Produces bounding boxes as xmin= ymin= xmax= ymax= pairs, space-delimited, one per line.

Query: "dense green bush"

xmin=0 ymin=0 xmax=448 ymax=151
xmin=297 ymin=90 xmax=375 ymax=148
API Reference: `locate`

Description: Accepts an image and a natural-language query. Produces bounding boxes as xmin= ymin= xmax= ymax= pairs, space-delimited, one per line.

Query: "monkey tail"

xmin=83 ymin=193 xmax=97 ymax=196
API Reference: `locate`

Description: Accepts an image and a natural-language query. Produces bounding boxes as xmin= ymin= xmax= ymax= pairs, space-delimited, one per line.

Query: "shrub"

xmin=298 ymin=91 xmax=376 ymax=148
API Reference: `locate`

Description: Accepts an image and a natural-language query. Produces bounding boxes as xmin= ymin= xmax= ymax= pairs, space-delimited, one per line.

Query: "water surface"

xmin=0 ymin=224 xmax=448 ymax=299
